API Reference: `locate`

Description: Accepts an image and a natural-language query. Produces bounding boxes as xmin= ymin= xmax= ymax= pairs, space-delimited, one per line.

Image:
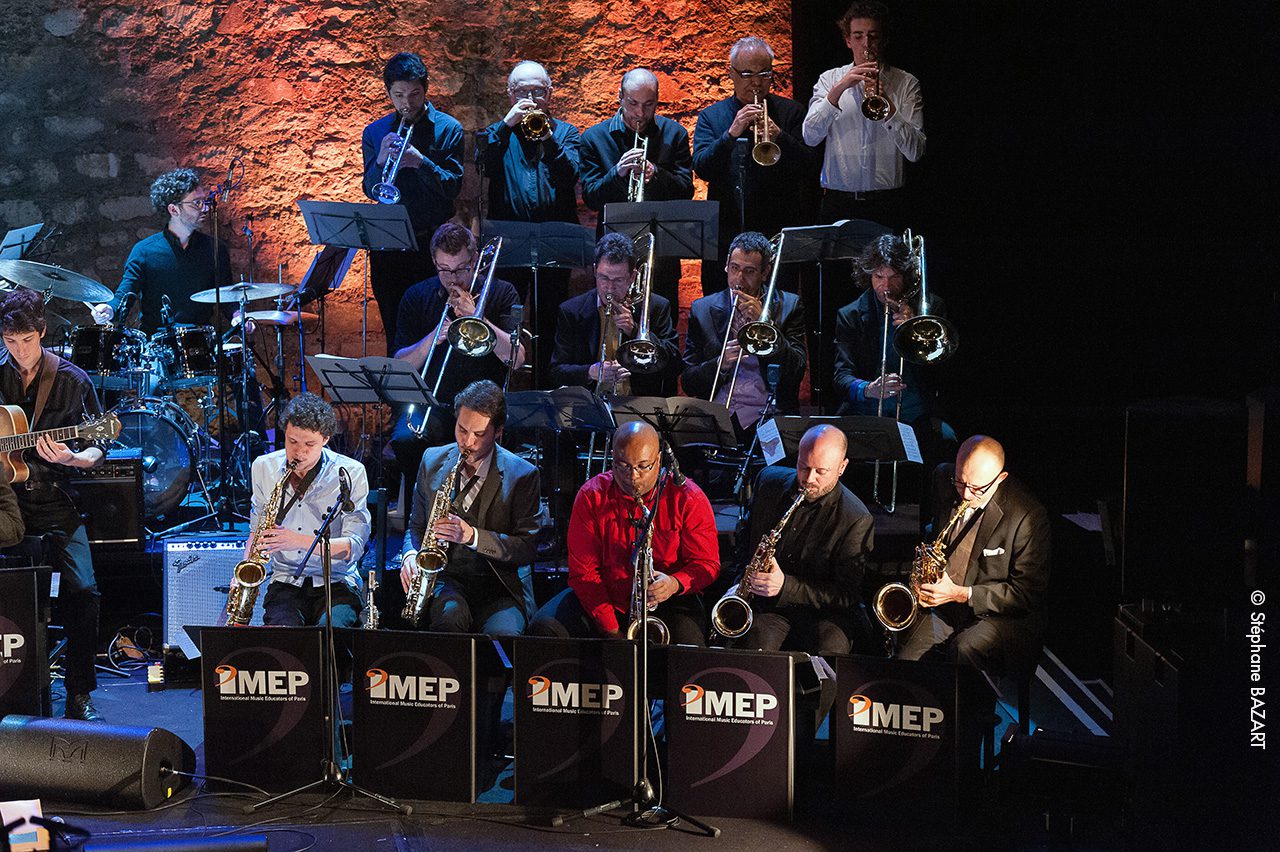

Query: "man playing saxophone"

xmin=724 ymin=424 xmax=876 ymax=656
xmin=399 ymin=381 xmax=541 ymax=635
xmin=247 ymin=393 xmax=371 ymax=628
xmin=528 ymin=421 xmax=719 ymax=646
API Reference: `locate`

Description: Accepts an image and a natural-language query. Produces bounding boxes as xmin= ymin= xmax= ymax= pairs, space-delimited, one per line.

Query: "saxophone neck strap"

xmin=278 ymin=454 xmax=325 ymax=525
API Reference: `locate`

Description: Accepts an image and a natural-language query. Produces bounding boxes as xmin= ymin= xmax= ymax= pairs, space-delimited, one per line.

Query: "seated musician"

xmin=399 ymin=380 xmax=541 ymax=635
xmin=895 ymin=435 xmax=1050 ymax=679
xmin=247 ymin=392 xmax=371 ymax=628
xmin=528 ymin=421 xmax=719 ymax=646
xmin=0 ymin=288 xmax=100 ymax=720
xmin=723 ymin=424 xmax=876 ymax=656
xmin=681 ymin=231 xmax=807 ymax=428
xmin=548 ymin=232 xmax=680 ymax=398
xmin=390 ymin=222 xmax=525 ymax=498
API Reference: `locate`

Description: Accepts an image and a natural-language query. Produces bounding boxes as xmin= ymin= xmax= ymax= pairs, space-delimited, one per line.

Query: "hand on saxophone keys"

xmin=646 ymin=571 xmax=680 ymax=608
xmin=918 ymin=573 xmax=966 ymax=607
xmin=747 ymin=558 xmax=785 ymax=598
xmin=399 ymin=552 xmax=418 ymax=594
xmin=432 ymin=513 xmax=475 ymax=545
xmin=257 ymin=525 xmax=310 ymax=553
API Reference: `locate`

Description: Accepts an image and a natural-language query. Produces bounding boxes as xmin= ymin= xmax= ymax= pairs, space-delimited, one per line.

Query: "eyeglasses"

xmin=595 ymin=273 xmax=633 ymax=288
xmin=613 ymin=458 xmax=658 ymax=476
xmin=731 ymin=68 xmax=774 ymax=80
xmin=952 ymin=472 xmax=1003 ymax=496
xmin=726 ymin=262 xmax=762 ymax=277
xmin=437 ymin=263 xmax=474 ymax=277
xmin=180 ymin=198 xmax=210 ymax=211
xmin=509 ymin=86 xmax=550 ymax=100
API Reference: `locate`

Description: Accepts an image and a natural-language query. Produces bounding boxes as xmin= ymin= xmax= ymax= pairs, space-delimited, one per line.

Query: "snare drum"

xmin=150 ymin=324 xmax=215 ymax=387
xmin=70 ymin=324 xmax=145 ymax=375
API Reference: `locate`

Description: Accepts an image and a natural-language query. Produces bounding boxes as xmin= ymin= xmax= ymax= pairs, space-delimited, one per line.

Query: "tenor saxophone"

xmin=710 ymin=489 xmax=805 ymax=641
xmin=625 ymin=498 xmax=669 ymax=645
xmin=225 ymin=459 xmax=298 ymax=626
xmin=402 ymin=449 xmax=470 ymax=626
xmin=873 ymin=498 xmax=973 ymax=632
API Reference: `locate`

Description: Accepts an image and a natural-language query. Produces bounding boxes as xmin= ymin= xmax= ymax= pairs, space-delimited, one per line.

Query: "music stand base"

xmin=244 ymin=761 xmax=411 ymax=815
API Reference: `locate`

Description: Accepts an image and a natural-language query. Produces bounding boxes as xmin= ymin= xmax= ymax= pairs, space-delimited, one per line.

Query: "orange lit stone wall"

xmin=2 ymin=1 xmax=792 ymax=369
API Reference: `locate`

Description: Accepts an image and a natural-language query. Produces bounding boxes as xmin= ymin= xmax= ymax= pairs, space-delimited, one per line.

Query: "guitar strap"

xmin=31 ymin=349 xmax=60 ymax=430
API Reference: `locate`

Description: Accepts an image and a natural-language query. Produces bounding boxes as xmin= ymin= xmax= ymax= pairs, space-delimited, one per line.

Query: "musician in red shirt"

xmin=529 ymin=421 xmax=720 ymax=645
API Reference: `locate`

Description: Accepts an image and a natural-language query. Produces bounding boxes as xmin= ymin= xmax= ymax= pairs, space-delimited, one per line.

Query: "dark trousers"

xmin=736 ymin=605 xmax=876 ymax=657
xmin=896 ymin=602 xmax=1044 ymax=679
xmin=262 ymin=578 xmax=362 ymax=628
xmin=371 ymin=239 xmax=437 ymax=356
xmin=18 ymin=485 xmax=98 ymax=697
xmin=529 ymin=586 xmax=707 ymax=647
xmin=425 ymin=575 xmax=526 ymax=636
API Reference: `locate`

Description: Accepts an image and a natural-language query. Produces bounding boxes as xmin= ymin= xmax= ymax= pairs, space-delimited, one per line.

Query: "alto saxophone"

xmin=625 ymin=498 xmax=669 ymax=645
xmin=873 ymin=498 xmax=973 ymax=632
xmin=225 ymin=459 xmax=298 ymax=626
xmin=710 ymin=489 xmax=805 ymax=642
xmin=402 ymin=449 xmax=470 ymax=626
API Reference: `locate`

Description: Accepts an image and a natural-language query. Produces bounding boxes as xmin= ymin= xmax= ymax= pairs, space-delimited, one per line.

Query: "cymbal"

xmin=189 ymin=282 xmax=294 ymax=304
xmin=245 ymin=310 xmax=319 ymax=327
xmin=0 ymin=259 xmax=113 ymax=303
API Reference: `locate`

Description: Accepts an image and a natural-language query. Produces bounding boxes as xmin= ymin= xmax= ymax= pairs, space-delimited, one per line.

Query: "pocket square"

xmin=982 ymin=547 xmax=1005 ymax=557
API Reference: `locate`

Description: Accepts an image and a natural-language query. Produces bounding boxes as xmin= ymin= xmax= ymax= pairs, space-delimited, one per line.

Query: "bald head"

xmin=612 ymin=421 xmax=662 ymax=499
xmin=508 ymin=61 xmax=550 ymax=88
xmin=614 ymin=420 xmax=659 ymax=455
xmin=621 ymin=68 xmax=659 ymax=97
xmin=796 ymin=425 xmax=848 ymax=501
xmin=954 ymin=435 xmax=1007 ymax=505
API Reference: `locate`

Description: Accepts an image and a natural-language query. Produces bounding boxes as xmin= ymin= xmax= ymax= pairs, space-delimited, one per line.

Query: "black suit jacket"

xmin=548 ymin=289 xmax=681 ymax=397
xmin=406 ymin=443 xmax=542 ymax=615
xmin=932 ymin=465 xmax=1051 ymax=619
xmin=681 ymin=287 xmax=808 ymax=414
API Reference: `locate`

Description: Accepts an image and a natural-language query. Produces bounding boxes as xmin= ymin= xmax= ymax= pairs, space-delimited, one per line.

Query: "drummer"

xmin=91 ymin=168 xmax=232 ymax=332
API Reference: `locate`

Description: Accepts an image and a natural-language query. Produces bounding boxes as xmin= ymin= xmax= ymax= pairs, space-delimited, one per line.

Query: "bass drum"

xmin=111 ymin=398 xmax=203 ymax=519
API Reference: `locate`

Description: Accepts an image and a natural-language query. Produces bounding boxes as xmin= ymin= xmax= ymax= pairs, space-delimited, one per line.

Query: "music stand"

xmin=0 ymin=223 xmax=43 ymax=260
xmin=602 ymin=200 xmax=720 ymax=265
xmin=482 ymin=219 xmax=595 ymax=388
xmin=760 ymin=414 xmax=921 ymax=466
xmin=297 ymin=244 xmax=358 ymax=361
xmin=610 ymin=396 xmax=737 ymax=452
xmin=780 ymin=219 xmax=891 ymax=407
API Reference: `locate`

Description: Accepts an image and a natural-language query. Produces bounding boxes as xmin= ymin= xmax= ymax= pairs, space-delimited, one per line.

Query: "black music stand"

xmin=482 ymin=219 xmax=595 ymax=388
xmin=610 ymin=395 xmax=737 ymax=452
xmin=780 ymin=219 xmax=891 ymax=408
xmin=297 ymin=244 xmax=358 ymax=360
xmin=761 ymin=414 xmax=921 ymax=466
xmin=602 ymin=199 xmax=720 ymax=265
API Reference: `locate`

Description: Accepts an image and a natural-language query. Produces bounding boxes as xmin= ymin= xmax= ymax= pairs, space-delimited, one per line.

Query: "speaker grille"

xmin=163 ymin=538 xmax=258 ymax=650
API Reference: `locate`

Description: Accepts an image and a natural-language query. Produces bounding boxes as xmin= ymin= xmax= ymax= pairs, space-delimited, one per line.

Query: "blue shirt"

xmin=480 ymin=117 xmax=581 ymax=223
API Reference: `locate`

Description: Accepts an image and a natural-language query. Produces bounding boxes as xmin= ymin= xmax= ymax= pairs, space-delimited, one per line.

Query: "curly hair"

xmin=593 ymin=231 xmax=636 ymax=271
xmin=280 ymin=392 xmax=338 ymax=438
xmin=454 ymin=380 xmax=506 ymax=430
xmin=838 ymin=1 xmax=890 ymax=37
xmin=430 ymin=222 xmax=477 ymax=258
xmin=853 ymin=234 xmax=920 ymax=291
xmin=0 ymin=287 xmax=46 ymax=335
xmin=149 ymin=168 xmax=201 ymax=216
xmin=383 ymin=52 xmax=428 ymax=90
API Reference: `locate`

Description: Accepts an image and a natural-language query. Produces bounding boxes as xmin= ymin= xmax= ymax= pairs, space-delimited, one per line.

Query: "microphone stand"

xmin=246 ymin=487 xmax=409 ymax=816
xmin=503 ymin=303 xmax=523 ymax=394
xmin=734 ymin=363 xmax=782 ymax=510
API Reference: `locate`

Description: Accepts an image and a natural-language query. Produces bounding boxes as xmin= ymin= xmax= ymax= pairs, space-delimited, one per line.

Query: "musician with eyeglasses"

xmin=361 ymin=52 xmax=465 ymax=355
xmin=693 ymin=37 xmax=819 ymax=297
xmin=681 ymin=231 xmax=807 ymax=428
xmin=579 ymin=68 xmax=694 ymax=308
xmin=389 ymin=223 xmax=525 ymax=500
xmin=528 ymin=421 xmax=719 ymax=645
xmin=801 ymin=1 xmax=924 ymax=228
xmin=895 ymin=435 xmax=1050 ymax=679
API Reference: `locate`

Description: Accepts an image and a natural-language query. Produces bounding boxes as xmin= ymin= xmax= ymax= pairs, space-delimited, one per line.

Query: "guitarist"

xmin=0 ymin=288 xmax=107 ymax=722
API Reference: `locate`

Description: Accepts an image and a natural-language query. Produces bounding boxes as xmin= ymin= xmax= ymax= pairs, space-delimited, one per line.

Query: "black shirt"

xmin=579 ymin=112 xmax=695 ymax=211
xmin=0 ymin=352 xmax=104 ymax=484
xmin=110 ymin=229 xmax=232 ymax=333
xmin=361 ymin=103 xmax=465 ymax=237
xmin=480 ymin=118 xmax=582 ymax=223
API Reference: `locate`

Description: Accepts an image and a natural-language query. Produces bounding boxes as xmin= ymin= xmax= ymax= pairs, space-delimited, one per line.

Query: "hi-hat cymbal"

xmin=189 ymin=282 xmax=294 ymax=304
xmin=246 ymin=310 xmax=319 ymax=327
xmin=0 ymin=259 xmax=113 ymax=303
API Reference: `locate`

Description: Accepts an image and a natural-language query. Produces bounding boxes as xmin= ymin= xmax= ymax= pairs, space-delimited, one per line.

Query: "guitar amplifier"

xmin=70 ymin=457 xmax=143 ymax=546
xmin=162 ymin=537 xmax=260 ymax=656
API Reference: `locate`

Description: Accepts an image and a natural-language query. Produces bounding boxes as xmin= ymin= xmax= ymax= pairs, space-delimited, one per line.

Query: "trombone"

xmin=616 ymin=233 xmax=667 ymax=374
xmin=860 ymin=44 xmax=893 ymax=122
xmin=707 ymin=292 xmax=744 ymax=409
xmin=751 ymin=94 xmax=780 ymax=166
xmin=626 ymin=131 xmax=650 ymax=202
xmin=736 ymin=231 xmax=785 ymax=358
xmin=407 ymin=237 xmax=504 ymax=437
xmin=374 ymin=111 xmax=415 ymax=204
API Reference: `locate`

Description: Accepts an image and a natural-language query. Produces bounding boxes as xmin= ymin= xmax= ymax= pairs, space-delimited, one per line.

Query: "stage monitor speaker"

xmin=0 ymin=715 xmax=194 ymax=810
xmin=1122 ymin=398 xmax=1247 ymax=605
xmin=71 ymin=458 xmax=143 ymax=546
xmin=163 ymin=537 xmax=256 ymax=653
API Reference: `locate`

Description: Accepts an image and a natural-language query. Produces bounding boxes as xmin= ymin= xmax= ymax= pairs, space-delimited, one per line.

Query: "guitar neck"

xmin=0 ymin=425 xmax=85 ymax=454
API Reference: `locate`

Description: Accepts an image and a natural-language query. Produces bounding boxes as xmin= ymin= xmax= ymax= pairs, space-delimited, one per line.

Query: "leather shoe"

xmin=65 ymin=693 xmax=104 ymax=722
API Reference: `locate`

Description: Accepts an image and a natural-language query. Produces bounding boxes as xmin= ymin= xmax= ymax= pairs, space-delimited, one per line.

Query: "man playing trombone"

xmin=390 ymin=223 xmax=525 ymax=499
xmin=361 ymin=52 xmax=465 ymax=354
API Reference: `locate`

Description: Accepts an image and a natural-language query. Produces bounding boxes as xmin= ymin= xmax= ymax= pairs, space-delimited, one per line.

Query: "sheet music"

xmin=897 ymin=421 xmax=923 ymax=464
xmin=758 ymin=418 xmax=785 ymax=465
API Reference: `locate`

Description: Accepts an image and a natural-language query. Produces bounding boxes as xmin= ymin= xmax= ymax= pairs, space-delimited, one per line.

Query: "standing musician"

xmin=682 ymin=231 xmax=807 ymax=428
xmin=549 ymin=232 xmax=680 ymax=398
xmin=580 ymin=68 xmax=694 ymax=308
xmin=389 ymin=223 xmax=525 ymax=499
xmin=802 ymin=1 xmax=924 ymax=228
xmin=0 ymin=289 xmax=104 ymax=720
xmin=249 ymin=393 xmax=371 ymax=628
xmin=91 ymin=168 xmax=231 ymax=331
xmin=399 ymin=381 xmax=541 ymax=635
xmin=722 ymin=425 xmax=875 ymax=656
xmin=693 ymin=37 xmax=819 ymax=296
xmin=361 ymin=52 xmax=465 ymax=355
xmin=529 ymin=421 xmax=720 ymax=645
xmin=895 ymin=435 xmax=1051 ymax=679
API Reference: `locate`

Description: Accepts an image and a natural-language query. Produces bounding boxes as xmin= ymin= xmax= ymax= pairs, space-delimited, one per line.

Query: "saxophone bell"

xmin=401 ymin=449 xmax=471 ymax=627
xmin=873 ymin=500 xmax=972 ymax=632
xmin=225 ymin=458 xmax=298 ymax=627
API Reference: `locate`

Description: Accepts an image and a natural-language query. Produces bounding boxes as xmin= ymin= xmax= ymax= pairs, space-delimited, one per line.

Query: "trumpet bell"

xmin=752 ymin=140 xmax=781 ymax=167
xmin=373 ymin=181 xmax=401 ymax=205
xmin=448 ymin=316 xmax=497 ymax=357
xmin=519 ymin=110 xmax=551 ymax=142
xmin=872 ymin=581 xmax=917 ymax=632
xmin=617 ymin=337 xmax=666 ymax=374
xmin=738 ymin=320 xmax=781 ymax=357
xmin=893 ymin=315 xmax=958 ymax=365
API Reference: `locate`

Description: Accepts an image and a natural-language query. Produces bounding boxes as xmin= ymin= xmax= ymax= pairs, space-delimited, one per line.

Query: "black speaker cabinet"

xmin=70 ymin=457 xmax=143 ymax=546
xmin=1122 ymin=398 xmax=1247 ymax=605
xmin=0 ymin=715 xmax=194 ymax=809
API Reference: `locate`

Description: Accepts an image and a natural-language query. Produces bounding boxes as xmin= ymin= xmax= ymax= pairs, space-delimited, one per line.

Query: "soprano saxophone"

xmin=402 ymin=449 xmax=470 ymax=626
xmin=225 ymin=459 xmax=297 ymax=626
xmin=709 ymin=489 xmax=805 ymax=641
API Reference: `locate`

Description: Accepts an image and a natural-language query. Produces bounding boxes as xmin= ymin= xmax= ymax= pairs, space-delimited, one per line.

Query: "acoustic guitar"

xmin=0 ymin=405 xmax=122 ymax=484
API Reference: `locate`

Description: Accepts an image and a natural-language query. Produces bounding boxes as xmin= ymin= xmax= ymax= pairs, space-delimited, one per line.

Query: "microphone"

xmin=221 ymin=157 xmax=236 ymax=202
xmin=765 ymin=362 xmax=781 ymax=390
xmin=338 ymin=467 xmax=354 ymax=512
xmin=663 ymin=442 xmax=686 ymax=486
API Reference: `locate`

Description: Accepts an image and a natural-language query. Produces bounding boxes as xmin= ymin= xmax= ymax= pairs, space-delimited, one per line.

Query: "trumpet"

xmin=627 ymin=131 xmax=650 ymax=202
xmin=860 ymin=45 xmax=893 ymax=122
xmin=616 ymin=233 xmax=667 ymax=374
xmin=518 ymin=108 xmax=551 ymax=142
xmin=374 ymin=112 xmax=415 ymax=204
xmin=873 ymin=499 xmax=972 ymax=631
xmin=736 ymin=231 xmax=785 ymax=357
xmin=751 ymin=94 xmax=781 ymax=166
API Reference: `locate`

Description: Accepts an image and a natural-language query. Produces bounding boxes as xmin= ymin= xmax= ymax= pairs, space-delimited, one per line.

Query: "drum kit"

xmin=0 ymin=259 xmax=316 ymax=530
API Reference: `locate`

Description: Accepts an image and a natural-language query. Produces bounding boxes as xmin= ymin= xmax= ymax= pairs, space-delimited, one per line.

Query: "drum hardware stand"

xmin=206 ymin=162 xmax=246 ymax=532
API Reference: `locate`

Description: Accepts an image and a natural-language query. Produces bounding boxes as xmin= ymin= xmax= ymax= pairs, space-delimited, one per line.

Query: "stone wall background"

xmin=1 ymin=0 xmax=792 ymax=374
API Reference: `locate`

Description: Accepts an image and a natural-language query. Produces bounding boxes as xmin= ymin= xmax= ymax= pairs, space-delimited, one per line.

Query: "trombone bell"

xmin=738 ymin=319 xmax=781 ymax=358
xmin=893 ymin=312 xmax=958 ymax=364
xmin=447 ymin=316 xmax=497 ymax=357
